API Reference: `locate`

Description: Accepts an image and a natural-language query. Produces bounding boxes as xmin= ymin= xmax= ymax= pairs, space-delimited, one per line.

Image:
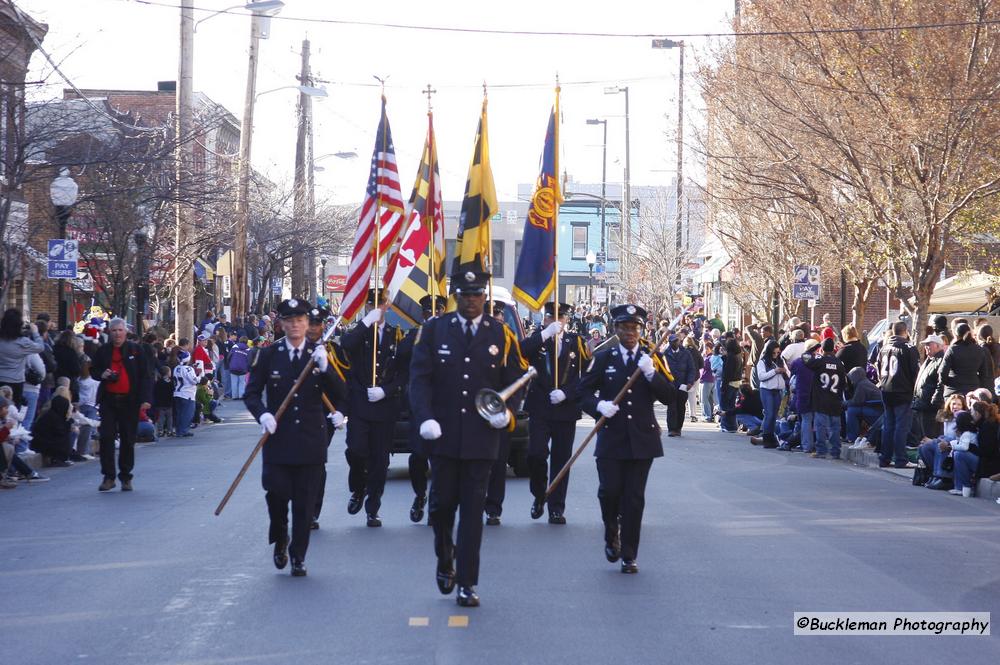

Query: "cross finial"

xmin=423 ymin=83 xmax=436 ymax=112
xmin=482 ymin=81 xmax=488 ymax=99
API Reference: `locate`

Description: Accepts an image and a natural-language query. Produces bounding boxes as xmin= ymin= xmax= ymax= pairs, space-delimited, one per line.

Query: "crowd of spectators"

xmin=1 ymin=307 xmax=284 ymax=490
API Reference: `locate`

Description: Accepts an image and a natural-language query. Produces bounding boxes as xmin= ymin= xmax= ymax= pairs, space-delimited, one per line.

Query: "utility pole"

xmin=232 ymin=14 xmax=262 ymax=322
xmin=675 ymin=44 xmax=684 ymax=256
xmin=290 ymin=38 xmax=310 ymax=299
xmin=622 ymin=87 xmax=631 ymax=283
xmin=175 ymin=0 xmax=194 ymax=340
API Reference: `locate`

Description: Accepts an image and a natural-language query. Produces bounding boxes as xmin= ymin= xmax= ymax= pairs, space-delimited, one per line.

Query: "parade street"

xmin=4 ymin=407 xmax=998 ymax=665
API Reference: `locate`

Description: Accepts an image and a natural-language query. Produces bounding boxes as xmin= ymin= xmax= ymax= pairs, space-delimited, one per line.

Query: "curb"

xmin=842 ymin=445 xmax=1000 ymax=501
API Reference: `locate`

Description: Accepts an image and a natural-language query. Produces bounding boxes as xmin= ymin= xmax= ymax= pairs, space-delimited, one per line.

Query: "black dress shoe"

xmin=273 ymin=538 xmax=289 ymax=570
xmin=548 ymin=512 xmax=566 ymax=525
xmin=456 ymin=586 xmax=480 ymax=607
xmin=436 ymin=559 xmax=456 ymax=595
xmin=347 ymin=492 xmax=364 ymax=515
xmin=366 ymin=514 xmax=382 ymax=527
xmin=290 ymin=559 xmax=307 ymax=577
xmin=605 ymin=540 xmax=621 ymax=563
xmin=621 ymin=560 xmax=639 ymax=574
xmin=410 ymin=495 xmax=426 ymax=523
xmin=485 ymin=513 xmax=501 ymax=526
xmin=530 ymin=498 xmax=544 ymax=520
xmin=310 ymin=519 xmax=320 ymax=530
xmin=121 ymin=479 xmax=133 ymax=491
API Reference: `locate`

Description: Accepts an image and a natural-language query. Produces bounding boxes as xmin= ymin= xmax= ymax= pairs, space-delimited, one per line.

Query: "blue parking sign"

xmin=47 ymin=239 xmax=78 ymax=279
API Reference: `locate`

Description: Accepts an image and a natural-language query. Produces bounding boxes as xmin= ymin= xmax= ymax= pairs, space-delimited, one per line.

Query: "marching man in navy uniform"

xmin=304 ymin=305 xmax=346 ymax=530
xmin=576 ymin=304 xmax=675 ymax=574
xmin=244 ymin=298 xmax=347 ymax=577
xmin=409 ymin=269 xmax=528 ymax=606
xmin=339 ymin=287 xmax=408 ymax=527
xmin=521 ymin=302 xmax=590 ymax=524
xmin=396 ymin=293 xmax=448 ymax=523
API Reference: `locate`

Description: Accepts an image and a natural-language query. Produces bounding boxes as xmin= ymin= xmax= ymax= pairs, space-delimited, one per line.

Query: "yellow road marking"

xmin=409 ymin=617 xmax=429 ymax=627
xmin=448 ymin=615 xmax=469 ymax=628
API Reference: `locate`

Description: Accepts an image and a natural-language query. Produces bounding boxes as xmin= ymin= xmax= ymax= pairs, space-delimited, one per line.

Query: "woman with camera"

xmin=0 ymin=309 xmax=46 ymax=407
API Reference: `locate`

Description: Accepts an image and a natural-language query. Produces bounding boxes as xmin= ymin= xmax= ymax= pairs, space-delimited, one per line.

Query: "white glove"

xmin=597 ymin=400 xmax=619 ymax=418
xmin=328 ymin=411 xmax=346 ymax=429
xmin=362 ymin=308 xmax=382 ymax=327
xmin=678 ymin=384 xmax=688 ymax=392
xmin=367 ymin=386 xmax=386 ymax=402
xmin=541 ymin=321 xmax=562 ymax=341
xmin=549 ymin=389 xmax=566 ymax=404
xmin=488 ymin=410 xmax=511 ymax=429
xmin=311 ymin=346 xmax=328 ymax=372
xmin=419 ymin=419 xmax=442 ymax=440
xmin=259 ymin=412 xmax=277 ymax=435
xmin=637 ymin=354 xmax=655 ymax=380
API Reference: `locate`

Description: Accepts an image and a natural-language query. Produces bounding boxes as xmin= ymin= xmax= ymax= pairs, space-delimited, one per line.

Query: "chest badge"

xmin=488 ymin=344 xmax=499 ymax=356
xmin=569 ymin=351 xmax=576 ymax=360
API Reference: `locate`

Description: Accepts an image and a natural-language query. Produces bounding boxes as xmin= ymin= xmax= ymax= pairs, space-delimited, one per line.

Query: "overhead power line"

xmin=121 ymin=0 xmax=1000 ymax=40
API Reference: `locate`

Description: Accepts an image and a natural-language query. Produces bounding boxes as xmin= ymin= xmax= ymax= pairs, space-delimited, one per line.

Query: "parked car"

xmin=390 ymin=287 xmax=533 ymax=477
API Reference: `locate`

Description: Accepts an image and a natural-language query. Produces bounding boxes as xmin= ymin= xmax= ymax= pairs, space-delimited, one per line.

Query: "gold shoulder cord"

xmin=325 ymin=340 xmax=349 ymax=382
xmin=503 ymin=325 xmax=529 ymax=370
xmin=639 ymin=337 xmax=674 ymax=381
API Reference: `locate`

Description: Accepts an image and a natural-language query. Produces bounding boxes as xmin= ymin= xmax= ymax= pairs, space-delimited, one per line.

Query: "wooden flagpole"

xmin=482 ymin=84 xmax=493 ymax=316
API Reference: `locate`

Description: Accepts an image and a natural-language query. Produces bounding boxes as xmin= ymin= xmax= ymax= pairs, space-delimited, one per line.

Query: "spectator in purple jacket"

xmin=789 ymin=339 xmax=821 ymax=453
xmin=699 ymin=340 xmax=716 ymax=421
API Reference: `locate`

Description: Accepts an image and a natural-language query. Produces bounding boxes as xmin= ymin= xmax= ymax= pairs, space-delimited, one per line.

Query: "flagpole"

xmin=371 ymin=91 xmax=387 ymax=387
xmin=425 ymin=85 xmax=437 ymax=317
xmin=553 ymin=79 xmax=561 ymax=389
xmin=482 ymin=84 xmax=493 ymax=318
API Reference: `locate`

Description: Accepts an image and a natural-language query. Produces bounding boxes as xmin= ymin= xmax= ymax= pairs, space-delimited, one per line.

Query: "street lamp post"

xmin=133 ymin=224 xmax=150 ymax=337
xmin=320 ymin=256 xmax=328 ymax=302
xmin=586 ymin=250 xmax=596 ymax=305
xmin=50 ymin=168 xmax=78 ymax=332
xmin=605 ymin=86 xmax=630 ymax=279
xmin=585 ymin=118 xmax=608 ymax=275
xmin=651 ymin=38 xmax=685 ymax=254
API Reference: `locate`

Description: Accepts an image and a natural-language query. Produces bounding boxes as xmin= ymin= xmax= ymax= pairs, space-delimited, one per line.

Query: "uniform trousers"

xmin=262 ymin=463 xmax=323 ymax=562
xmin=409 ymin=452 xmax=429 ymax=498
xmin=484 ymin=431 xmax=511 ymax=516
xmin=596 ymin=457 xmax=653 ymax=562
xmin=527 ymin=418 xmax=576 ymax=514
xmin=429 ymin=456 xmax=493 ymax=587
xmin=98 ymin=394 xmax=139 ymax=481
xmin=345 ymin=418 xmax=393 ymax=515
xmin=314 ymin=420 xmax=336 ymax=520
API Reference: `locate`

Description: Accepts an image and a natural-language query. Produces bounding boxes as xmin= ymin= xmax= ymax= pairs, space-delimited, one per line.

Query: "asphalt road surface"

xmin=4 ymin=405 xmax=998 ymax=664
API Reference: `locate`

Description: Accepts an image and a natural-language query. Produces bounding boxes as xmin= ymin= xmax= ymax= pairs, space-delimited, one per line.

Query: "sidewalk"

xmin=678 ymin=418 xmax=1000 ymax=504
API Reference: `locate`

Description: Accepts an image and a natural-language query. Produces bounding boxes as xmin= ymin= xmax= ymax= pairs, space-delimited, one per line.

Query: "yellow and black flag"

xmin=387 ymin=113 xmax=447 ymax=325
xmin=453 ymin=97 xmax=498 ymax=277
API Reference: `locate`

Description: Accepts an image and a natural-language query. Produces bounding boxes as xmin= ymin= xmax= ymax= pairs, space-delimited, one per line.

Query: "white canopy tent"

xmin=927 ymin=270 xmax=1000 ymax=313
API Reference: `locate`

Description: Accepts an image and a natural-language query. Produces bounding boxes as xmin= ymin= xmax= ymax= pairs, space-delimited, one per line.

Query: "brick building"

xmin=0 ymin=1 xmax=47 ymax=314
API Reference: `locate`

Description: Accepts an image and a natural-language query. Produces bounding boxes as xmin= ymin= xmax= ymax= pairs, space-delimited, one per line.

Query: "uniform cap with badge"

xmin=611 ymin=303 xmax=647 ymax=325
xmin=366 ymin=288 xmax=386 ymax=306
xmin=419 ymin=294 xmax=449 ymax=313
xmin=450 ymin=269 xmax=490 ymax=295
xmin=276 ymin=298 xmax=312 ymax=319
xmin=544 ymin=302 xmax=574 ymax=318
xmin=308 ymin=306 xmax=331 ymax=323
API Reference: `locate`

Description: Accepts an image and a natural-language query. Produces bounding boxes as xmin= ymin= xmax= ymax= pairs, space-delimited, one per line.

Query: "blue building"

xmin=556 ymin=197 xmax=639 ymax=306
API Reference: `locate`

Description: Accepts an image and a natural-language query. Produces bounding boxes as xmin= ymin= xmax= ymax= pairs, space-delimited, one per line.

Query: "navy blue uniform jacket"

xmin=409 ymin=312 xmax=526 ymax=461
xmin=339 ymin=321 xmax=408 ymax=422
xmin=576 ymin=345 xmax=675 ymax=459
xmin=520 ymin=330 xmax=589 ymax=421
xmin=244 ymin=339 xmax=347 ymax=465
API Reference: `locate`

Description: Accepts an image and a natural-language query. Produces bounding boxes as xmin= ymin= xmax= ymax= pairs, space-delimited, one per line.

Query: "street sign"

xmin=596 ymin=250 xmax=607 ymax=265
xmin=792 ymin=264 xmax=821 ymax=301
xmin=326 ymin=274 xmax=347 ymax=293
xmin=594 ymin=287 xmax=608 ymax=302
xmin=594 ymin=264 xmax=606 ymax=274
xmin=47 ymin=238 xmax=79 ymax=279
xmin=71 ymin=268 xmax=93 ymax=291
xmin=221 ymin=275 xmax=231 ymax=299
xmin=271 ymin=277 xmax=282 ymax=296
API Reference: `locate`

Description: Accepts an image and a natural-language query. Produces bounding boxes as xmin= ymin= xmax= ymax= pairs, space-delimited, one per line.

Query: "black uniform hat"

xmin=543 ymin=302 xmax=574 ymax=318
xmin=450 ymin=269 xmax=490 ymax=295
xmin=491 ymin=301 xmax=507 ymax=316
xmin=366 ymin=288 xmax=386 ymax=306
xmin=308 ymin=306 xmax=331 ymax=323
xmin=276 ymin=298 xmax=312 ymax=319
xmin=610 ymin=303 xmax=647 ymax=325
xmin=418 ymin=294 xmax=449 ymax=313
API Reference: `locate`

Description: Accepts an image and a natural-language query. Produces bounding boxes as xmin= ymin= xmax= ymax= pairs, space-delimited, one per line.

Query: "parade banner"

xmin=453 ymin=97 xmax=497 ymax=277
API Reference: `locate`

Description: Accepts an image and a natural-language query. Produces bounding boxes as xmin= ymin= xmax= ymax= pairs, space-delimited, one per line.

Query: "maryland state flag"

xmin=513 ymin=97 xmax=561 ymax=310
xmin=453 ymin=97 xmax=498 ymax=277
xmin=387 ymin=113 xmax=447 ymax=324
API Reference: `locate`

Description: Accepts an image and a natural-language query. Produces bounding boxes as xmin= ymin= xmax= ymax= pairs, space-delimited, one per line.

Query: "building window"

xmin=515 ymin=240 xmax=522 ymax=262
xmin=572 ymin=224 xmax=588 ymax=259
xmin=445 ymin=239 xmax=457 ymax=271
xmin=491 ymin=239 xmax=504 ymax=278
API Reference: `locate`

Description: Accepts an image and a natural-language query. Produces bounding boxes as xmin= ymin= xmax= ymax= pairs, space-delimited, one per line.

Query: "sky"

xmin=17 ymin=0 xmax=735 ymax=205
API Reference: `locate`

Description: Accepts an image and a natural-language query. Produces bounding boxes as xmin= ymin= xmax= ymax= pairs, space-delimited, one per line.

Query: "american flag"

xmin=341 ymin=97 xmax=405 ymax=322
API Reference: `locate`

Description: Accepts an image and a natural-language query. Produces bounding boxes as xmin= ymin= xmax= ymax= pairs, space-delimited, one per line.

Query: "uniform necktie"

xmin=465 ymin=320 xmax=474 ymax=343
xmin=293 ymin=348 xmax=301 ymax=363
xmin=627 ymin=349 xmax=635 ymax=368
